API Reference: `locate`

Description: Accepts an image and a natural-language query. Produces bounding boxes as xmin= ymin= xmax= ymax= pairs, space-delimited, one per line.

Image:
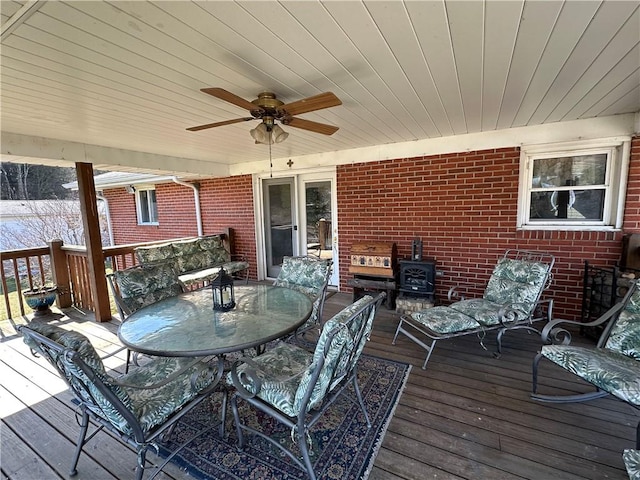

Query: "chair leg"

xmin=231 ymin=394 xmax=246 ymax=450
xmin=351 ymin=374 xmax=371 ymax=428
xmin=393 ymin=317 xmax=437 ymax=369
xmin=69 ymin=409 xmax=90 ymax=476
xmin=532 ymin=352 xmax=543 ymax=394
xmin=125 ymin=349 xmax=131 ymax=374
xmin=135 ymin=447 xmax=148 ymax=480
xmin=297 ymin=417 xmax=316 ymax=480
xmin=636 ymin=419 xmax=640 ymax=450
xmin=219 ymin=387 xmax=229 ymax=438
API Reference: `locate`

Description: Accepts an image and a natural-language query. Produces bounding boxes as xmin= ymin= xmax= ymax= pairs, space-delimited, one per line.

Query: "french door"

xmin=261 ymin=171 xmax=338 ymax=286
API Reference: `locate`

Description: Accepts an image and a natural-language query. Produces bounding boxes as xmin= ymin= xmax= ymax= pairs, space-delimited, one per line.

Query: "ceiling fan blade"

xmin=286 ymin=117 xmax=339 ymax=135
xmin=200 ymin=88 xmax=263 ymax=113
xmin=278 ymin=92 xmax=341 ymax=116
xmin=186 ymin=117 xmax=254 ymax=132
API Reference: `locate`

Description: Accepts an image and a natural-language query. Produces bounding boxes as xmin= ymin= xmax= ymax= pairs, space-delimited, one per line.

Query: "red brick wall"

xmin=105 ymin=175 xmax=257 ymax=278
xmin=337 ymin=136 xmax=640 ymax=320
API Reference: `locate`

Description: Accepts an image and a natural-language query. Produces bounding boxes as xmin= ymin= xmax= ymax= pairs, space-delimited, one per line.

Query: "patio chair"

xmin=19 ymin=322 xmax=226 ymax=480
xmin=532 ymin=280 xmax=640 ymax=448
xmin=393 ymin=249 xmax=555 ymax=369
xmin=228 ymin=292 xmax=386 ymax=480
xmin=273 ymin=255 xmax=333 ymax=343
xmin=107 ymin=263 xmax=185 ymax=371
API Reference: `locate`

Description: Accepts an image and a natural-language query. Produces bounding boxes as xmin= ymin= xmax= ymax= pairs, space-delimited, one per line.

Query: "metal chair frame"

xmin=20 ymin=325 xmax=226 ymax=480
xmin=229 ymin=292 xmax=385 ymax=480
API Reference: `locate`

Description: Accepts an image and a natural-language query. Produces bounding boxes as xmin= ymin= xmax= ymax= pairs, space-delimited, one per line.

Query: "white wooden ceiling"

xmin=1 ymin=1 xmax=639 ymax=176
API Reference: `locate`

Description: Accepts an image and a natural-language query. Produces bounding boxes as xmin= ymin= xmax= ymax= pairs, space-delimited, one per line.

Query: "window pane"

xmin=139 ymin=191 xmax=150 ymax=223
xmin=529 ymin=189 xmax=605 ymax=221
xmin=148 ymin=190 xmax=158 ymax=222
xmin=531 ymin=154 xmax=607 ymax=189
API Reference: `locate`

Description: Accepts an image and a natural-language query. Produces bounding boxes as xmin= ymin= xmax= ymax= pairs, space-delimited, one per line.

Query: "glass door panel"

xmin=263 ymin=178 xmax=296 ymax=278
xmin=299 ymin=175 xmax=338 ymax=286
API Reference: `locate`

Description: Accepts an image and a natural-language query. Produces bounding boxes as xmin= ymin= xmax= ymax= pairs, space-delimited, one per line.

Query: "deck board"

xmin=1 ymin=291 xmax=634 ymax=480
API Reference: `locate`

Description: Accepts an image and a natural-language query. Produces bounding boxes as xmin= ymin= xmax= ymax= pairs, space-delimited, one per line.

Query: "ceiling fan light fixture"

xmin=250 ymin=123 xmax=270 ymax=144
xmin=272 ymin=124 xmax=288 ymax=143
xmin=250 ymin=122 xmax=289 ymax=144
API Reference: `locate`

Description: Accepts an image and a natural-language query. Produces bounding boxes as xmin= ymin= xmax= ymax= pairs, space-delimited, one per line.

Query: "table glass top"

xmin=118 ymin=285 xmax=312 ymax=356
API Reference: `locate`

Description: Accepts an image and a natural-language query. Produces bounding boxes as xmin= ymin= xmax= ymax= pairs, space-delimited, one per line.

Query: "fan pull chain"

xmin=269 ymin=129 xmax=273 ymax=177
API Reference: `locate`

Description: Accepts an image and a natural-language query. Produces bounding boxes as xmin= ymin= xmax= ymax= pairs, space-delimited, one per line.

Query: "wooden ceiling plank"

xmin=407 ymin=0 xmax=467 ymax=135
xmin=511 ymin=0 xmax=601 ymax=127
xmin=496 ymin=0 xmax=564 ymax=130
xmin=528 ymin=0 xmax=639 ymax=124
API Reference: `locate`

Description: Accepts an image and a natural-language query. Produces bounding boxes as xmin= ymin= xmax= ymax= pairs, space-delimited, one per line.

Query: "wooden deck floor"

xmin=1 ymin=291 xmax=636 ymax=480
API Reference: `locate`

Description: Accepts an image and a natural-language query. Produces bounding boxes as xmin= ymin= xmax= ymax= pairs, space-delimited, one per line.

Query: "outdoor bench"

xmin=134 ymin=231 xmax=249 ymax=288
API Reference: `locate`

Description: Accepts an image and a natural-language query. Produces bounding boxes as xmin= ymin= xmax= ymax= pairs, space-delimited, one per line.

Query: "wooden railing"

xmin=1 ymin=229 xmax=236 ymax=320
xmin=1 ymin=246 xmax=52 ymax=318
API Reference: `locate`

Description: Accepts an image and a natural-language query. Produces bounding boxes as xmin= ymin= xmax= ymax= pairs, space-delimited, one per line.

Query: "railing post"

xmin=49 ymin=239 xmax=72 ymax=308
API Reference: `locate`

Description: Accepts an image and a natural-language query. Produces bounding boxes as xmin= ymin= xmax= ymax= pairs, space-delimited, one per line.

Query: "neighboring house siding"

xmin=336 ymin=137 xmax=640 ymax=320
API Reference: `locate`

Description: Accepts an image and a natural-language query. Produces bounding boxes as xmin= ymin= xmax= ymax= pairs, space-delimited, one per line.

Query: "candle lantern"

xmin=212 ymin=267 xmax=235 ymax=311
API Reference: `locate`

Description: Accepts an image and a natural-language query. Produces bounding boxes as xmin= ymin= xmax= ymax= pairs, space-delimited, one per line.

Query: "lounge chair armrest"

xmin=539 ymin=300 xmax=626 ymax=345
xmin=447 ymin=283 xmax=474 ymax=301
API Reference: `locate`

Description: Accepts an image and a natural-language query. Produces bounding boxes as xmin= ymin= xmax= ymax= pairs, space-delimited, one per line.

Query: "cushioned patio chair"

xmin=20 ymin=322 xmax=226 ymax=480
xmin=393 ymin=249 xmax=554 ymax=369
xmin=532 ymin=280 xmax=640 ymax=449
xmin=107 ymin=263 xmax=185 ymax=371
xmin=624 ymin=449 xmax=640 ymax=480
xmin=228 ymin=292 xmax=386 ymax=480
xmin=273 ymin=255 xmax=333 ymax=343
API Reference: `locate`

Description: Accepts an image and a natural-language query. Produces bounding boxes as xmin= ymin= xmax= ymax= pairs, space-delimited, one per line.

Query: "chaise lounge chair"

xmin=393 ymin=249 xmax=554 ymax=369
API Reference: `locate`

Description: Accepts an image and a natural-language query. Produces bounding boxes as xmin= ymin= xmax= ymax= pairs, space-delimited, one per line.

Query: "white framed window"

xmin=135 ymin=186 xmax=158 ymax=225
xmin=517 ymin=138 xmax=631 ymax=230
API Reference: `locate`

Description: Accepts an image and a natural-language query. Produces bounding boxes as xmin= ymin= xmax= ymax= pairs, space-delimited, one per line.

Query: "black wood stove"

xmin=398 ymin=258 xmax=436 ymax=301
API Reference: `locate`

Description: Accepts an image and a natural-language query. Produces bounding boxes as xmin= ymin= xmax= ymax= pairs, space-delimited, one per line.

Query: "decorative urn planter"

xmin=23 ymin=286 xmax=58 ymax=316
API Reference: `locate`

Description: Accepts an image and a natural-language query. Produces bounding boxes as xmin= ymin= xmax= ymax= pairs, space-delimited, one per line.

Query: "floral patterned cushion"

xmin=23 ymin=324 xmax=218 ymax=436
xmin=134 ymin=236 xmax=246 ymax=286
xmin=199 ymin=236 xmax=231 ymax=265
xmin=484 ymin=258 xmax=549 ymax=316
xmin=231 ymin=295 xmax=375 ymax=417
xmin=294 ymin=295 xmax=374 ymax=413
xmin=411 ymin=306 xmax=479 ymax=334
xmin=624 ymin=449 xmax=640 ymax=480
xmin=22 ymin=324 xmax=135 ymax=431
xmin=605 ymin=285 xmax=640 ymax=359
xmin=119 ymin=356 xmax=218 ymax=434
xmin=540 ymin=345 xmax=640 ymax=406
xmin=113 ymin=263 xmax=183 ymax=315
xmin=274 ymin=256 xmax=331 ymax=327
xmin=135 ymin=242 xmax=175 ymax=265
xmin=450 ymin=298 xmax=529 ymax=327
xmin=228 ymin=342 xmax=314 ymax=417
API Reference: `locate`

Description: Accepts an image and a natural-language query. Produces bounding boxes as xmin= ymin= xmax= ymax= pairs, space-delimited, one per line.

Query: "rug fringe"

xmin=361 ymin=363 xmax=412 ymax=479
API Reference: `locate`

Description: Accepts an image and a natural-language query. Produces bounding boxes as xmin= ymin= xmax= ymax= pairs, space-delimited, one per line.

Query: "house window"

xmin=136 ymin=187 xmax=158 ymax=225
xmin=517 ymin=138 xmax=630 ymax=230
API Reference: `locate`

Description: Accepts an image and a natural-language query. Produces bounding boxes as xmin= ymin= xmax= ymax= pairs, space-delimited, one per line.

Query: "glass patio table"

xmin=118 ymin=285 xmax=313 ymax=357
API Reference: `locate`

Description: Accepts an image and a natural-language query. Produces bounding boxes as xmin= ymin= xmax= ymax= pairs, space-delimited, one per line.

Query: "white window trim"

xmin=135 ymin=185 xmax=159 ymax=226
xmin=517 ymin=137 xmax=631 ymax=231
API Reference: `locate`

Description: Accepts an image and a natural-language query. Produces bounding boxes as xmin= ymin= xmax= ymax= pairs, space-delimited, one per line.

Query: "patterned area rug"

xmin=157 ymin=354 xmax=411 ymax=480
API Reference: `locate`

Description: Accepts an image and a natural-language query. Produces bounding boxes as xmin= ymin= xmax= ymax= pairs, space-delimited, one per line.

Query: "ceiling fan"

xmin=186 ymin=88 xmax=341 ymax=144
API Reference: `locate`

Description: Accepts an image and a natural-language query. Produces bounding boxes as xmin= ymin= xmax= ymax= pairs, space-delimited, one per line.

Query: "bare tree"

xmin=0 ymin=200 xmax=109 ymax=249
